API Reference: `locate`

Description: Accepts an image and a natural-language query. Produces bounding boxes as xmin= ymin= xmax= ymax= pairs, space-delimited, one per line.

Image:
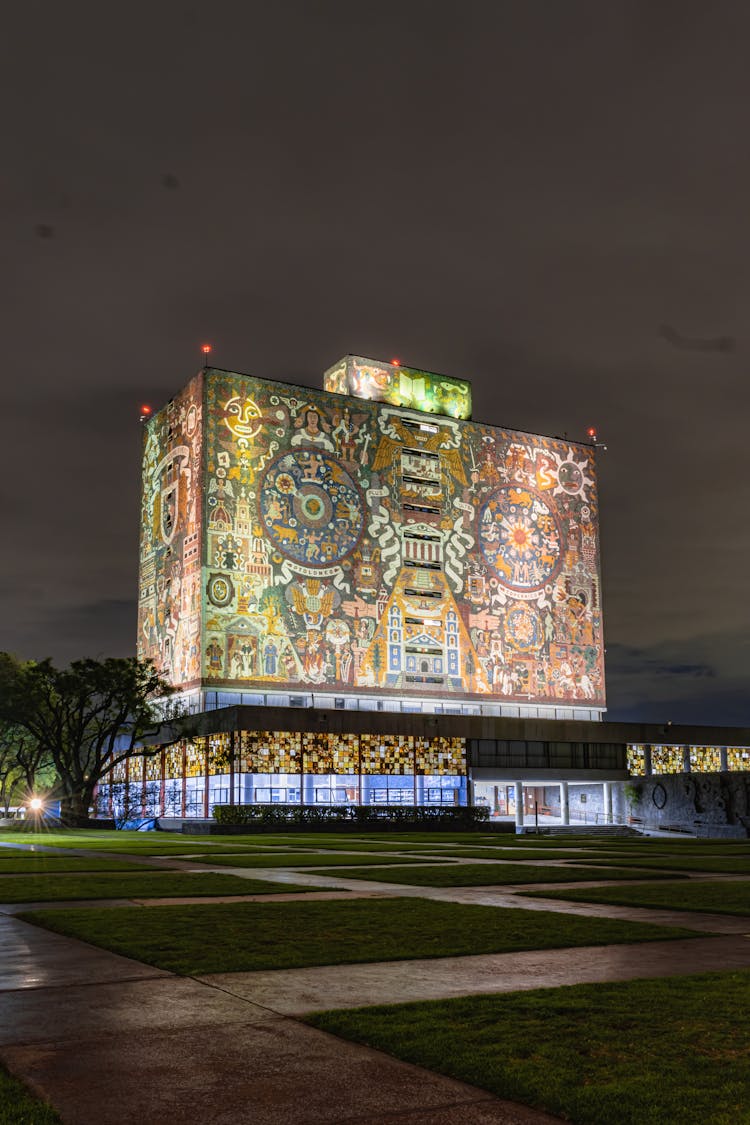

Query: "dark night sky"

xmin=3 ymin=2 xmax=749 ymax=723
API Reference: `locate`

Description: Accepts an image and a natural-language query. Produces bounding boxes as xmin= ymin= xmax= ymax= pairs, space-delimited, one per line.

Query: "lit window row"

xmin=103 ymin=731 xmax=466 ymax=786
xmin=627 ymin=743 xmax=750 ymax=775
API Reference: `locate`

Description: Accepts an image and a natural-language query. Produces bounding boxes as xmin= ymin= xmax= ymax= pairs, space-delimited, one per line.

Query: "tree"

xmin=0 ymin=722 xmax=51 ymax=809
xmin=0 ymin=655 xmax=181 ymax=825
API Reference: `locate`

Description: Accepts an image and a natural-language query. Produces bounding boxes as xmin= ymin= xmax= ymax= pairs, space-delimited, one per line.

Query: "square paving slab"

xmin=0 ymin=913 xmax=168 ymax=991
xmin=0 ymin=1014 xmax=558 ymax=1125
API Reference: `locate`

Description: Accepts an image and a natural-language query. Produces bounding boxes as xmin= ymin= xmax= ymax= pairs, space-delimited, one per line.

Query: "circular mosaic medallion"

xmin=206 ymin=573 xmax=235 ymax=608
xmin=259 ymin=449 xmax=364 ymax=567
xmin=505 ymin=604 xmax=542 ymax=653
xmin=479 ymin=485 xmax=563 ymax=592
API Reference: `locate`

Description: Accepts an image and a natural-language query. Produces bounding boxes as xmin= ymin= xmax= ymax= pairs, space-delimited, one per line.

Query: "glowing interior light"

xmin=322 ymin=355 xmax=472 ymax=421
xmin=29 ymin=797 xmax=43 ymax=811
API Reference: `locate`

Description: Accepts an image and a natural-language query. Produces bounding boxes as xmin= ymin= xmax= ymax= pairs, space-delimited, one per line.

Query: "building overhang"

xmin=471 ymin=767 xmax=629 ymax=783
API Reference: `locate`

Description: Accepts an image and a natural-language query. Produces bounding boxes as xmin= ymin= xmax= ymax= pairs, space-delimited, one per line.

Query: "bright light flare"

xmin=29 ymin=797 xmax=43 ymax=812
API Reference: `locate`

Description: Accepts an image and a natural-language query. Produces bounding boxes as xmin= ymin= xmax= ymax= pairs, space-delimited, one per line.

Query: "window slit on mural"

xmin=137 ymin=355 xmax=605 ymax=708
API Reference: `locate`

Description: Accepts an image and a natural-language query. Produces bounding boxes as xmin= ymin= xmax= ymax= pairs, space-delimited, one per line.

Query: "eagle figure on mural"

xmin=372 ymin=417 xmax=468 ymax=485
xmin=288 ymin=579 xmax=337 ymax=630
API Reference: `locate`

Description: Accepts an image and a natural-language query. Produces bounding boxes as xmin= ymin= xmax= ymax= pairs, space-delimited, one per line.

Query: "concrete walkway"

xmin=0 ymin=911 xmax=559 ymax=1124
xmin=200 ymin=933 xmax=750 ymax=1015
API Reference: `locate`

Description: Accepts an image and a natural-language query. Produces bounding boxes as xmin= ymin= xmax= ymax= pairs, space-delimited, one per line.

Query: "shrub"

xmin=211 ymin=804 xmax=489 ymax=831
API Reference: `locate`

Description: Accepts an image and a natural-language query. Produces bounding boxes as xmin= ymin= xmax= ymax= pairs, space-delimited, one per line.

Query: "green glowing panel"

xmin=324 ymin=356 xmax=472 ymax=420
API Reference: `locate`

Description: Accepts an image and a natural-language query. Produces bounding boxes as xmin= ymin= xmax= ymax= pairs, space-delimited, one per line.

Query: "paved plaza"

xmin=1 ymin=839 xmax=749 ymax=1123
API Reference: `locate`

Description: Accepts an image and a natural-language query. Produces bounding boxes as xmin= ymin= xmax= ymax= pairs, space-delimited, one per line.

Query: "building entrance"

xmin=474 ymin=782 xmax=517 ymax=818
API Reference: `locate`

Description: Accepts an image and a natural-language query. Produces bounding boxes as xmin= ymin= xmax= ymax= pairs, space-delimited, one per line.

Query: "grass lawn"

xmin=384 ymin=847 xmax=615 ymax=861
xmin=189 ymin=852 xmax=446 ymax=868
xmin=308 ymin=970 xmax=750 ymax=1125
xmin=0 ymin=857 xmax=157 ymax=874
xmin=301 ymin=842 xmax=607 ymax=861
xmin=521 ymin=879 xmax=750 ymax=916
xmin=305 ymin=862 xmax=689 ymax=886
xmin=570 ymin=856 xmax=750 ymax=874
xmin=0 ymin=1062 xmax=61 ymax=1124
xmin=0 ymin=832 xmax=270 ymax=854
xmin=20 ymin=897 xmax=700 ymax=975
xmin=0 ymin=871 xmax=314 ymax=902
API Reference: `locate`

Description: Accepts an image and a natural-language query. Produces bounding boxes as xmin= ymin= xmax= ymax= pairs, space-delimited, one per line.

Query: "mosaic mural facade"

xmin=138 ymin=362 xmax=606 ymax=707
xmin=138 ymin=373 xmax=203 ymax=687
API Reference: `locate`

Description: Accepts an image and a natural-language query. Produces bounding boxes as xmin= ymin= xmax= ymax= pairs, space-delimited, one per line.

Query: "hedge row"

xmin=211 ymin=804 xmax=490 ymax=831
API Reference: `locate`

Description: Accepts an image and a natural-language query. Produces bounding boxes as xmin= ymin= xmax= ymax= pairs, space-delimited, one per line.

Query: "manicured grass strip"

xmin=521 ymin=879 xmax=750 ymax=916
xmin=189 ymin=852 xmax=445 ymax=868
xmin=388 ymin=847 xmax=615 ymax=861
xmin=20 ymin=898 xmax=699 ymax=975
xmin=570 ymin=856 xmax=750 ymax=874
xmin=308 ymin=970 xmax=750 ymax=1125
xmin=300 ymin=843 xmax=607 ymax=861
xmin=0 ymin=1061 xmax=62 ymax=1124
xmin=305 ymin=863 xmax=689 ymax=886
xmin=0 ymin=832 xmax=267 ymax=854
xmin=0 ymin=857 xmax=157 ymax=874
xmin=0 ymin=872 xmax=313 ymax=902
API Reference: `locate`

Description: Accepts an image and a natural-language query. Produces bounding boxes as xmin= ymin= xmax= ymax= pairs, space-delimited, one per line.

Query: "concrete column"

xmin=643 ymin=745 xmax=652 ymax=776
xmin=603 ymin=781 xmax=612 ymax=825
xmin=514 ymin=782 xmax=524 ymax=829
xmin=560 ymin=781 xmax=570 ymax=826
xmin=682 ymin=746 xmax=691 ymax=773
xmin=720 ymin=748 xmax=729 ymax=772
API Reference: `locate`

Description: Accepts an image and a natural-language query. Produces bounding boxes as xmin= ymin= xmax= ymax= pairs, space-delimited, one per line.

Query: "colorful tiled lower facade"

xmin=97 ymin=730 xmax=467 ymax=818
xmin=627 ymin=743 xmax=750 ymax=776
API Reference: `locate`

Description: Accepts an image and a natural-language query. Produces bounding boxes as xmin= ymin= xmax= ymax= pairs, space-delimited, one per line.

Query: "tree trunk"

xmin=59 ymin=790 xmax=94 ymax=827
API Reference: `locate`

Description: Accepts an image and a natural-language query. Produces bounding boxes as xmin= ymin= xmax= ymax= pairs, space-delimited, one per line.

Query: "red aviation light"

xmin=391 ymin=357 xmax=400 ymax=366
xmin=587 ymin=427 xmax=597 ymax=441
xmin=139 ymin=404 xmax=153 ymax=422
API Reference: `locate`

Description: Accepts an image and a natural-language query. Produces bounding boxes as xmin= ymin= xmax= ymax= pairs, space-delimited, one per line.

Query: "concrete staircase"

xmin=518 ymin=824 xmax=641 ymax=838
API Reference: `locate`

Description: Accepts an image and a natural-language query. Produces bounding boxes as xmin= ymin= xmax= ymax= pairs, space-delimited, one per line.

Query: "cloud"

xmin=606 ymin=632 xmax=750 ymax=724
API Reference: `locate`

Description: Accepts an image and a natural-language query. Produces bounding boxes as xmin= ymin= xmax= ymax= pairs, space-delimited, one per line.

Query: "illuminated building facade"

xmin=97 ymin=354 xmax=750 ymax=832
xmin=137 ymin=355 xmax=605 ymax=720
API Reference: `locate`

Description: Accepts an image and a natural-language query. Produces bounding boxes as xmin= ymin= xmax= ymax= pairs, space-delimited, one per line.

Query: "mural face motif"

xmin=139 ymin=365 xmax=605 ymax=707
